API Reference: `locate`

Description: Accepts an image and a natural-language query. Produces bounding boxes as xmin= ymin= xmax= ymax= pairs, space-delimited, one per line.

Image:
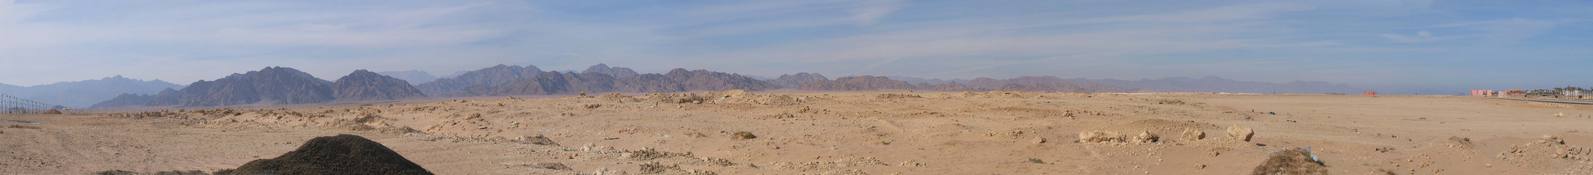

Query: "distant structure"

xmin=1362 ymin=90 xmax=1377 ymax=97
xmin=1470 ymin=89 xmax=1493 ymax=97
xmin=1470 ymin=89 xmax=1528 ymax=98
xmin=1502 ymin=89 xmax=1526 ymax=98
xmin=1 ymin=93 xmax=64 ymax=114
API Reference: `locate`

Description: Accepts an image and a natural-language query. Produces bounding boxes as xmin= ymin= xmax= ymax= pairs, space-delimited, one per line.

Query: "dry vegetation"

xmin=4 ymin=91 xmax=1593 ymax=174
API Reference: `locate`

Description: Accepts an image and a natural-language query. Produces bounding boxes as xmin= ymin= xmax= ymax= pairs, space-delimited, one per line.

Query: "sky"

xmin=0 ymin=0 xmax=1589 ymax=91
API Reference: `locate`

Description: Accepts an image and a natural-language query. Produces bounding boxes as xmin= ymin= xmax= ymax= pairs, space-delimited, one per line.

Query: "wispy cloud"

xmin=1381 ymin=31 xmax=1436 ymax=43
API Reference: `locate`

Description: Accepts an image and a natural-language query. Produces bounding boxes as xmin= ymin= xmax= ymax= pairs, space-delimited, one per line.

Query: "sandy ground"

xmin=4 ymin=91 xmax=1593 ymax=174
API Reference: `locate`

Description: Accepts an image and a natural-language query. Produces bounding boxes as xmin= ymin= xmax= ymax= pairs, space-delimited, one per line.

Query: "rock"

xmin=1181 ymin=128 xmax=1205 ymax=141
xmin=1132 ymin=131 xmax=1159 ymax=144
xmin=1078 ymin=131 xmax=1125 ymax=143
xmin=1251 ymin=148 xmax=1327 ymax=175
xmin=1032 ymin=137 xmax=1048 ymax=144
xmin=516 ymin=135 xmax=559 ymax=146
xmin=529 ymin=163 xmax=572 ymax=170
xmin=1227 ymin=125 xmax=1254 ymax=142
xmin=733 ymin=131 xmax=757 ymax=140
xmin=1447 ymin=136 xmax=1474 ymax=149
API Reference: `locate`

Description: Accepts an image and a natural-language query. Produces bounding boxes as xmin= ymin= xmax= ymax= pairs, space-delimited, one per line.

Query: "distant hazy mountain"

xmin=418 ymin=64 xmax=774 ymax=97
xmin=944 ymin=76 xmax=1121 ymax=92
xmin=91 ymin=93 xmax=161 ymax=109
xmin=416 ymin=64 xmax=546 ymax=97
xmin=0 ymin=83 xmax=20 ymax=93
xmin=376 ymin=70 xmax=439 ymax=85
xmin=334 ymin=70 xmax=426 ymax=101
xmin=886 ymin=76 xmax=951 ymax=85
xmin=96 ymin=67 xmax=336 ymax=107
xmin=803 ymin=76 xmax=916 ymax=91
xmin=0 ymin=76 xmax=182 ymax=108
xmin=582 ymin=64 xmax=639 ymax=79
xmin=771 ymin=73 xmax=829 ymax=88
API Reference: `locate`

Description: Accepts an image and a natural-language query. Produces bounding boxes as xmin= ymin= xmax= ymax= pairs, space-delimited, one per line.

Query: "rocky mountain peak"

xmin=333 ymin=69 xmax=426 ymax=101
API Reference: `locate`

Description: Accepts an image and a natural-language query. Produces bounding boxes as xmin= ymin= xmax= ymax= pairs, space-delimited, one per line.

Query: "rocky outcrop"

xmin=333 ymin=70 xmax=426 ymax=101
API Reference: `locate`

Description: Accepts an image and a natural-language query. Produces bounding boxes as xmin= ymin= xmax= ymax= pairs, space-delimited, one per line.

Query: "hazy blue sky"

xmin=1 ymin=0 xmax=1588 ymax=90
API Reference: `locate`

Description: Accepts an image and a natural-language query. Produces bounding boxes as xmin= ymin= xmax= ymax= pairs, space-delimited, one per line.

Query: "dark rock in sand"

xmin=1251 ymin=148 xmax=1327 ymax=175
xmin=733 ymin=131 xmax=757 ymax=140
xmin=216 ymin=134 xmax=431 ymax=175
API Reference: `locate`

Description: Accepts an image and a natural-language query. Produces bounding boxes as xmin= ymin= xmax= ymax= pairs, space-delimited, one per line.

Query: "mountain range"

xmin=74 ymin=63 xmax=1361 ymax=108
xmin=0 ymin=76 xmax=182 ymax=108
xmin=414 ymin=64 xmax=773 ymax=97
xmin=377 ymin=70 xmax=441 ymax=85
xmin=92 ymin=67 xmax=423 ymax=108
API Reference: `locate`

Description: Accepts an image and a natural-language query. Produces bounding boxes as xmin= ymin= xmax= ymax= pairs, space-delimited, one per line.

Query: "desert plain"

xmin=3 ymin=91 xmax=1592 ymax=174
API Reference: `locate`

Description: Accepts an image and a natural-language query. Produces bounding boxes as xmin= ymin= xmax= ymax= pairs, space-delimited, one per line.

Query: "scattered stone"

xmin=1027 ymin=158 xmax=1045 ymax=164
xmin=7 ymin=125 xmax=41 ymax=129
xmin=515 ymin=135 xmax=559 ymax=146
xmin=639 ymin=162 xmax=672 ymax=174
xmin=1132 ymin=131 xmax=1159 ymax=144
xmin=529 ymin=162 xmax=571 ymax=171
xmin=733 ymin=131 xmax=757 ymax=140
xmin=1375 ymin=147 xmax=1395 ymax=153
xmin=1227 ymin=125 xmax=1254 ymax=142
xmin=1447 ymin=136 xmax=1473 ymax=149
xmin=1031 ymin=137 xmax=1048 ymax=144
xmin=1251 ymin=148 xmax=1327 ymax=175
xmin=1078 ymin=131 xmax=1126 ymax=143
xmin=623 ymin=148 xmax=691 ymax=161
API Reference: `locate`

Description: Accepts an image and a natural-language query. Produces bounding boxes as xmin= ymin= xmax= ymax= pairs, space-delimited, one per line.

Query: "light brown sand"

xmin=4 ymin=91 xmax=1592 ymax=174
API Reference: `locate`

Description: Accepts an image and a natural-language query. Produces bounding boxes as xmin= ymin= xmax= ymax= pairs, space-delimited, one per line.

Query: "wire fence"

xmin=1 ymin=93 xmax=62 ymax=114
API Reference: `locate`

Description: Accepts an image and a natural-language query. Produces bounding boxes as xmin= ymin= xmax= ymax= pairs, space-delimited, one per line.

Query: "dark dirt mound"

xmin=1252 ymin=148 xmax=1327 ymax=175
xmin=215 ymin=134 xmax=431 ymax=175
